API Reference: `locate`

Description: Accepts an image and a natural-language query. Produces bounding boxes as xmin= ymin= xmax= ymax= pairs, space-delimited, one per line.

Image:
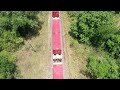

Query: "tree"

xmin=105 ymin=33 xmax=120 ymax=59
xmin=0 ymin=51 xmax=17 ymax=79
xmin=86 ymin=55 xmax=119 ymax=79
xmin=0 ymin=11 xmax=40 ymax=52
xmin=69 ymin=11 xmax=115 ymax=45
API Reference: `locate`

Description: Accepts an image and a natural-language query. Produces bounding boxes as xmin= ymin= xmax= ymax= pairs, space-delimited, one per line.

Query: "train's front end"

xmin=52 ymin=11 xmax=59 ymax=19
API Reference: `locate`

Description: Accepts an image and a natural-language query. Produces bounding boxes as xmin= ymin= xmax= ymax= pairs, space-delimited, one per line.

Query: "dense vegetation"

xmin=86 ymin=55 xmax=119 ymax=79
xmin=0 ymin=51 xmax=17 ymax=79
xmin=68 ymin=11 xmax=120 ymax=79
xmin=0 ymin=11 xmax=41 ymax=79
xmin=0 ymin=11 xmax=40 ymax=52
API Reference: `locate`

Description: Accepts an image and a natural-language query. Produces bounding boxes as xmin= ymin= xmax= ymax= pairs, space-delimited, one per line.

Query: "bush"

xmin=0 ymin=11 xmax=42 ymax=78
xmin=105 ymin=33 xmax=120 ymax=59
xmin=68 ymin=11 xmax=119 ymax=59
xmin=68 ymin=11 xmax=120 ymax=78
xmin=69 ymin=11 xmax=115 ymax=45
xmin=90 ymin=25 xmax=117 ymax=47
xmin=0 ymin=11 xmax=40 ymax=52
xmin=86 ymin=55 xmax=119 ymax=79
xmin=0 ymin=51 xmax=16 ymax=62
xmin=0 ymin=31 xmax=24 ymax=52
xmin=0 ymin=51 xmax=17 ymax=79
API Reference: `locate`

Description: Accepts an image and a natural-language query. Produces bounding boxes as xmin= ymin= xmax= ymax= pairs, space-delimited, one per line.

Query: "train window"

xmin=53 ymin=59 xmax=56 ymax=62
xmin=59 ymin=59 xmax=62 ymax=62
xmin=53 ymin=59 xmax=62 ymax=63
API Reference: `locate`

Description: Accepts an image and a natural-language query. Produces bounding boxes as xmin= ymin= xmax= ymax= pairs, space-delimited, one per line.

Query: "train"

xmin=52 ymin=11 xmax=63 ymax=79
xmin=52 ymin=11 xmax=62 ymax=63
xmin=52 ymin=11 xmax=59 ymax=18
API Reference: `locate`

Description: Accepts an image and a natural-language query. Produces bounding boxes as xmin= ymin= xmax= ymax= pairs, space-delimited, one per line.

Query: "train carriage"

xmin=52 ymin=11 xmax=59 ymax=18
xmin=53 ymin=64 xmax=63 ymax=79
xmin=52 ymin=15 xmax=62 ymax=62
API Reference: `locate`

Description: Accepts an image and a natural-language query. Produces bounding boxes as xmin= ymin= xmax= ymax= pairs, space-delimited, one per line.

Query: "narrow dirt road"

xmin=16 ymin=11 xmax=52 ymax=79
xmin=61 ymin=11 xmax=88 ymax=79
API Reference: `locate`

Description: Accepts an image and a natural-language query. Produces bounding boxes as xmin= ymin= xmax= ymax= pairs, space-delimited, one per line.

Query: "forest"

xmin=68 ymin=11 xmax=120 ymax=79
xmin=0 ymin=11 xmax=41 ymax=79
xmin=0 ymin=11 xmax=120 ymax=79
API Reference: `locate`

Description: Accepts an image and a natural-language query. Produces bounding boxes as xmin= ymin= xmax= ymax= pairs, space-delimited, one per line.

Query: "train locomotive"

xmin=52 ymin=11 xmax=59 ymax=18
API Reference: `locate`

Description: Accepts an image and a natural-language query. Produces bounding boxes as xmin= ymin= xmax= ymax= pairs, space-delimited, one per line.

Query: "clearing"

xmin=16 ymin=11 xmax=52 ymax=79
xmin=61 ymin=11 xmax=99 ymax=79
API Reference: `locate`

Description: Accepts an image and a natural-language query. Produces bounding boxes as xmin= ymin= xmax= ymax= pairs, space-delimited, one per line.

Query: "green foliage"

xmin=0 ymin=11 xmax=40 ymax=52
xmin=105 ymin=32 xmax=120 ymax=59
xmin=0 ymin=51 xmax=17 ymax=79
xmin=69 ymin=11 xmax=115 ymax=44
xmin=86 ymin=55 xmax=119 ymax=79
xmin=11 ymin=11 xmax=40 ymax=37
xmin=0 ymin=31 xmax=24 ymax=52
xmin=0 ymin=11 xmax=42 ymax=79
xmin=68 ymin=11 xmax=120 ymax=78
xmin=0 ymin=51 xmax=16 ymax=63
xmin=91 ymin=25 xmax=117 ymax=47
xmin=68 ymin=11 xmax=120 ymax=59
xmin=0 ymin=16 xmax=11 ymax=30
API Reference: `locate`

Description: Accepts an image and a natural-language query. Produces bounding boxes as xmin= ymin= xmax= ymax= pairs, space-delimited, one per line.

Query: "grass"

xmin=61 ymin=11 xmax=111 ymax=79
xmin=61 ymin=11 xmax=88 ymax=79
xmin=15 ymin=11 xmax=116 ymax=79
xmin=15 ymin=11 xmax=52 ymax=79
xmin=114 ymin=13 xmax=120 ymax=28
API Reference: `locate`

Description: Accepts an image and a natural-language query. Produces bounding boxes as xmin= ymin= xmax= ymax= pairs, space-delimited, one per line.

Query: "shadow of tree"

xmin=114 ymin=11 xmax=120 ymax=14
xmin=17 ymin=21 xmax=44 ymax=40
xmin=68 ymin=31 xmax=77 ymax=40
xmin=68 ymin=30 xmax=84 ymax=45
xmin=80 ymin=69 xmax=91 ymax=79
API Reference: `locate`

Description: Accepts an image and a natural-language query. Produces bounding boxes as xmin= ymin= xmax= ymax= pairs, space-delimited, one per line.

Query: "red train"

xmin=52 ymin=11 xmax=59 ymax=18
xmin=52 ymin=11 xmax=62 ymax=62
xmin=53 ymin=64 xmax=63 ymax=79
xmin=52 ymin=11 xmax=63 ymax=79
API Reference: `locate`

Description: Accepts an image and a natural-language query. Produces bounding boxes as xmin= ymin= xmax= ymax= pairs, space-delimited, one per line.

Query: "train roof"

xmin=52 ymin=19 xmax=61 ymax=50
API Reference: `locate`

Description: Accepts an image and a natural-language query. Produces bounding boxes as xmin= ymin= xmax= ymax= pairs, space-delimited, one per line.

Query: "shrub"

xmin=86 ymin=55 xmax=119 ymax=79
xmin=0 ymin=31 xmax=24 ymax=52
xmin=0 ymin=51 xmax=17 ymax=79
xmin=105 ymin=33 xmax=120 ymax=59
xmin=0 ymin=11 xmax=40 ymax=52
xmin=69 ymin=11 xmax=115 ymax=45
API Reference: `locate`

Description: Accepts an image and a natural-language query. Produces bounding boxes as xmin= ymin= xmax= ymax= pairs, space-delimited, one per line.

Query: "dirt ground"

xmin=61 ymin=11 xmax=120 ymax=79
xmin=61 ymin=11 xmax=88 ymax=79
xmin=15 ymin=11 xmax=91 ymax=79
xmin=16 ymin=11 xmax=52 ymax=79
